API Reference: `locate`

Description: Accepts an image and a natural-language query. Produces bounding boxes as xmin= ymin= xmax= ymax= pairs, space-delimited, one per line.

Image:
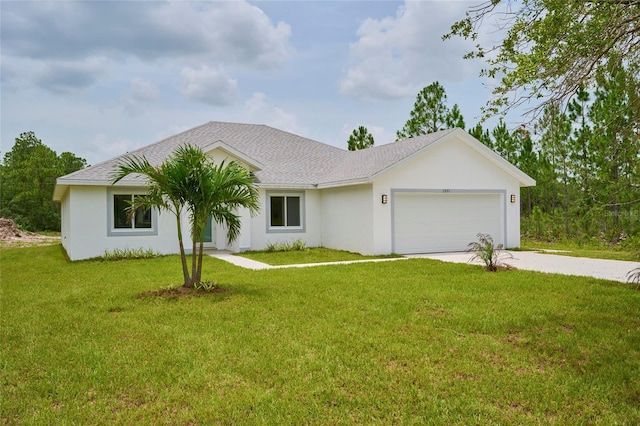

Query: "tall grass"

xmin=2 ymin=244 xmax=639 ymax=424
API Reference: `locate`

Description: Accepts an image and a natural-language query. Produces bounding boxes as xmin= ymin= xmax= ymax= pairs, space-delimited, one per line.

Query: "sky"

xmin=1 ymin=0 xmax=508 ymax=166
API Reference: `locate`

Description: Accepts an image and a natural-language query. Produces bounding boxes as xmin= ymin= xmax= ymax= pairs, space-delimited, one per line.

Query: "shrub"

xmin=627 ymin=267 xmax=640 ymax=290
xmin=101 ymin=247 xmax=161 ymax=261
xmin=265 ymin=239 xmax=307 ymax=252
xmin=466 ymin=233 xmax=513 ymax=272
xmin=194 ymin=280 xmax=218 ymax=291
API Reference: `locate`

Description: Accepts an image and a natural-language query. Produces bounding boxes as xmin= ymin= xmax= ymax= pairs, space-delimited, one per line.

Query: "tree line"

xmin=1 ymin=131 xmax=87 ymax=231
xmin=501 ymin=61 xmax=639 ymax=242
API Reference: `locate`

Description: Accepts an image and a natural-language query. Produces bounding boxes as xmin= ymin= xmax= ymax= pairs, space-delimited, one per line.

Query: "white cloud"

xmin=91 ymin=133 xmax=144 ymax=162
xmin=130 ymin=78 xmax=159 ymax=102
xmin=2 ymin=1 xmax=292 ymax=66
xmin=119 ymin=78 xmax=161 ymax=117
xmin=340 ymin=1 xmax=481 ymax=102
xmin=151 ymin=1 xmax=293 ymax=69
xmin=245 ymin=92 xmax=269 ymax=114
xmin=1 ymin=1 xmax=292 ymax=93
xmin=244 ymin=92 xmax=307 ymax=136
xmin=181 ymin=66 xmax=238 ymax=106
xmin=35 ymin=57 xmax=107 ymax=94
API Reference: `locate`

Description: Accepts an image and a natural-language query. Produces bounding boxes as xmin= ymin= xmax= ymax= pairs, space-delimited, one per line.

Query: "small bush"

xmin=101 ymin=247 xmax=161 ymax=261
xmin=627 ymin=267 xmax=640 ymax=290
xmin=194 ymin=280 xmax=218 ymax=291
xmin=265 ymin=239 xmax=307 ymax=252
xmin=467 ymin=233 xmax=513 ymax=272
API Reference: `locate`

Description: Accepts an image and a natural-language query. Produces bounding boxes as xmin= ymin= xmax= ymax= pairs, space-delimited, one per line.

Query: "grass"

xmin=2 ymin=244 xmax=640 ymax=424
xmin=238 ymin=246 xmax=401 ymax=265
xmin=520 ymin=237 xmax=640 ymax=262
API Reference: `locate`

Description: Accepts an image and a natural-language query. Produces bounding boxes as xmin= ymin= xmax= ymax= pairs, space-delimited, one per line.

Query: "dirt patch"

xmin=0 ymin=218 xmax=60 ymax=247
xmin=139 ymin=284 xmax=228 ymax=299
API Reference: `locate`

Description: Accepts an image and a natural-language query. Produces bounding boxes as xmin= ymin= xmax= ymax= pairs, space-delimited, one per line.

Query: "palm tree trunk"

xmin=196 ymin=237 xmax=205 ymax=284
xmin=186 ymin=232 xmax=197 ymax=288
xmin=175 ymin=216 xmax=190 ymax=287
xmin=184 ymin=219 xmax=197 ymax=288
xmin=193 ymin=216 xmax=207 ymax=284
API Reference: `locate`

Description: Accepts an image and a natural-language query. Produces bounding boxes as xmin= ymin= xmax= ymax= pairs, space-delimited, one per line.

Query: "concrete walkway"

xmin=207 ymin=251 xmax=273 ymax=270
xmin=208 ymin=250 xmax=638 ymax=283
xmin=207 ymin=250 xmax=407 ymax=271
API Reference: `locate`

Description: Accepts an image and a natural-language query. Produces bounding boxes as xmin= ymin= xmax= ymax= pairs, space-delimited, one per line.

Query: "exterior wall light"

xmin=381 ymin=194 xmax=388 ymax=204
xmin=510 ymin=194 xmax=516 ymax=203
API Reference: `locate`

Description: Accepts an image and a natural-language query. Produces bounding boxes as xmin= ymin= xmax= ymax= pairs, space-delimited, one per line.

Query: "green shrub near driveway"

xmin=2 ymin=244 xmax=639 ymax=424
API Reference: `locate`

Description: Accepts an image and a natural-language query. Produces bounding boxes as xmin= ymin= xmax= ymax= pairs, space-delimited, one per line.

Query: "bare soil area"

xmin=139 ymin=284 xmax=227 ymax=299
xmin=0 ymin=218 xmax=60 ymax=247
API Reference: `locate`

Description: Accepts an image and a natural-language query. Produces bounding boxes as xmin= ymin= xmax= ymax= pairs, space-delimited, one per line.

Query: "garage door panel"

xmin=393 ymin=193 xmax=502 ymax=254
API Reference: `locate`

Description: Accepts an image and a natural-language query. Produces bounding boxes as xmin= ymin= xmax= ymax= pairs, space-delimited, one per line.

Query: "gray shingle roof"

xmin=56 ymin=121 xmax=457 ymax=190
xmin=320 ymin=129 xmax=456 ymax=185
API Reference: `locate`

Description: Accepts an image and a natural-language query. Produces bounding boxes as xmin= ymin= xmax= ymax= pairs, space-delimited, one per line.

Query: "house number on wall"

xmin=442 ymin=189 xmax=451 ymax=193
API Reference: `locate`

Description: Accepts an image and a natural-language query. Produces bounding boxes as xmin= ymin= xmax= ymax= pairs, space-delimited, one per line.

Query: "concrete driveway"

xmin=209 ymin=249 xmax=638 ymax=283
xmin=409 ymin=251 xmax=639 ymax=283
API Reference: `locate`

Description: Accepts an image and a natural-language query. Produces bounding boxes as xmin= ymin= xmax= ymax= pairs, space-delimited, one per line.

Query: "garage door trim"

xmin=391 ymin=188 xmax=507 ymax=254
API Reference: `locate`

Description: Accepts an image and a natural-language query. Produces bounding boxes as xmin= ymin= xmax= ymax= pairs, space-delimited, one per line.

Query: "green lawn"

xmin=520 ymin=237 xmax=640 ymax=262
xmin=2 ymin=245 xmax=640 ymax=424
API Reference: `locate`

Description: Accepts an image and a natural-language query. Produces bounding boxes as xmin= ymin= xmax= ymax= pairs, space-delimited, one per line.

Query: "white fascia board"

xmin=53 ymin=178 xmax=149 ymax=200
xmin=53 ymin=184 xmax=68 ymax=201
xmin=315 ymin=177 xmax=372 ymax=189
xmin=258 ymin=183 xmax=316 ymax=190
xmin=56 ymin=178 xmax=147 ymax=187
xmin=202 ymin=140 xmax=264 ymax=171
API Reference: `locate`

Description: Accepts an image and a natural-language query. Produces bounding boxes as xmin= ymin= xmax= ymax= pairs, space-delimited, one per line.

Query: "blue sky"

xmin=1 ymin=1 xmax=509 ymax=165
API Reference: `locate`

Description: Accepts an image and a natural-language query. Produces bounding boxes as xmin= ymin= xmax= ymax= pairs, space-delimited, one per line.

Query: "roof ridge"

xmin=59 ymin=121 xmax=224 ymax=180
xmin=316 ymin=128 xmax=457 ymax=185
xmin=256 ymin=123 xmax=347 ymax=153
xmin=123 ymin=121 xmax=223 ymax=157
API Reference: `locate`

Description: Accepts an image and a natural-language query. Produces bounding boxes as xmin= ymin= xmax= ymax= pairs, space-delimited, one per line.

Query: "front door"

xmin=204 ymin=216 xmax=216 ymax=247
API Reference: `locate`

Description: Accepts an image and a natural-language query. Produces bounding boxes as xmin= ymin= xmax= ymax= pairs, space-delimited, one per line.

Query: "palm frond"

xmin=467 ymin=233 xmax=513 ymax=272
xmin=111 ymin=144 xmax=261 ymax=288
xmin=627 ymin=267 xmax=640 ymax=289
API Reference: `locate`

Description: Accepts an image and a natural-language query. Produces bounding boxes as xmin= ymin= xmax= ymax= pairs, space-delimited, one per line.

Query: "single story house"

xmin=54 ymin=121 xmax=535 ymax=261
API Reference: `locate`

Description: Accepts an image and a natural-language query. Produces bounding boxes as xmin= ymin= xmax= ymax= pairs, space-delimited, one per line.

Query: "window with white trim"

xmin=114 ymin=194 xmax=152 ymax=229
xmin=267 ymin=192 xmax=304 ymax=232
xmin=108 ymin=190 xmax=158 ymax=236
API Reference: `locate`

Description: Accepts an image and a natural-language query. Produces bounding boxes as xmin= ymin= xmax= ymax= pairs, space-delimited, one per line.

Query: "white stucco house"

xmin=54 ymin=121 xmax=535 ymax=261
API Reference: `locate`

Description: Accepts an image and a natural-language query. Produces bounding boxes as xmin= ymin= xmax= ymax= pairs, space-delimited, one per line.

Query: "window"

xmin=108 ymin=190 xmax=157 ymax=236
xmin=267 ymin=192 xmax=304 ymax=232
xmin=113 ymin=194 xmax=152 ymax=229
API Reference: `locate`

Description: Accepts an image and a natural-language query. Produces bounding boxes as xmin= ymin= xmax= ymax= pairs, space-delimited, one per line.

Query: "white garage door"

xmin=393 ymin=192 xmax=503 ymax=254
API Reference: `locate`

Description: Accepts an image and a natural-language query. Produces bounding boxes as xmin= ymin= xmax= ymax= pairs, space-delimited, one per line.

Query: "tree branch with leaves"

xmin=445 ymin=0 xmax=640 ymax=121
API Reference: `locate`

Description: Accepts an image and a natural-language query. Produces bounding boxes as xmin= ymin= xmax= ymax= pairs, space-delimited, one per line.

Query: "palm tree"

xmin=186 ymin=158 xmax=260 ymax=286
xmin=111 ymin=145 xmax=259 ymax=288
xmin=111 ymin=149 xmax=191 ymax=285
